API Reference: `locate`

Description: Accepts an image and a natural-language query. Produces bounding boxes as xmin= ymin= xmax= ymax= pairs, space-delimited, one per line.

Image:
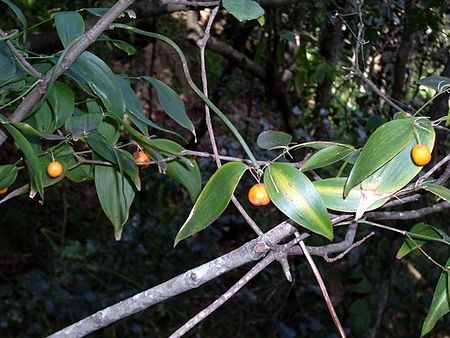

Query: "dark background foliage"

xmin=0 ymin=0 xmax=449 ymax=337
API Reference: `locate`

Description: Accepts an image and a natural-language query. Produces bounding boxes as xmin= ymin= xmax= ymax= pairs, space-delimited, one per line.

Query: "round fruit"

xmin=411 ymin=144 xmax=431 ymax=166
xmin=0 ymin=187 xmax=7 ymax=195
xmin=47 ymin=161 xmax=63 ymax=178
xmin=133 ymin=151 xmax=152 ymax=168
xmin=248 ymin=183 xmax=271 ymax=206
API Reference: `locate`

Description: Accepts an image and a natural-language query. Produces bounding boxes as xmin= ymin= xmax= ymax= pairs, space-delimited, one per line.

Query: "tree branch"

xmin=365 ymin=201 xmax=450 ymax=220
xmin=0 ymin=0 xmax=136 ymax=146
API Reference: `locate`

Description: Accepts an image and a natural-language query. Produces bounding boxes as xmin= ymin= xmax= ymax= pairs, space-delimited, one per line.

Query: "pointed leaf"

xmin=67 ymin=164 xmax=92 ymax=183
xmin=142 ymin=76 xmax=195 ymax=136
xmin=422 ymin=183 xmax=450 ymax=202
xmin=48 ymin=81 xmax=75 ymax=129
xmin=65 ymin=108 xmax=103 ymax=140
xmin=1 ymin=0 xmax=27 ymax=32
xmin=396 ymin=223 xmax=443 ymax=259
xmin=418 ymin=76 xmax=450 ymax=93
xmin=313 ymin=178 xmax=387 ymax=212
xmin=264 ymin=162 xmax=333 ymax=240
xmin=68 ymin=52 xmax=125 ymax=117
xmin=0 ymin=164 xmax=18 ymax=188
xmin=175 ymin=162 xmax=248 ymax=245
xmin=345 ymin=119 xmax=414 ymax=197
xmin=0 ymin=118 xmax=43 ymax=199
xmin=10 ymin=121 xmax=66 ymax=140
xmin=257 ymin=130 xmax=292 ymax=149
xmin=116 ymin=149 xmax=141 ymax=191
xmin=421 ymin=257 xmax=450 ymax=336
xmin=97 ymin=35 xmax=136 ymax=55
xmin=95 ymin=165 xmax=136 ymax=240
xmin=301 ymin=146 xmax=354 ymax=172
xmin=54 ymin=11 xmax=85 ymax=48
xmin=222 ymin=0 xmax=265 ymax=22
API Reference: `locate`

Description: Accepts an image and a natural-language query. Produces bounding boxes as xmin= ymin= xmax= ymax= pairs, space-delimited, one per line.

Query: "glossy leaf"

xmin=175 ymin=162 xmax=248 ymax=245
xmin=68 ymin=52 xmax=125 ymax=118
xmin=257 ymin=130 xmax=292 ymax=149
xmin=0 ymin=118 xmax=43 ymax=199
xmin=116 ymin=75 xmax=177 ymax=136
xmin=396 ymin=223 xmax=446 ymax=259
xmin=422 ymin=183 xmax=450 ymax=202
xmin=142 ymin=76 xmax=195 ymax=136
xmin=418 ymin=76 xmax=450 ymax=93
xmin=313 ymin=178 xmax=387 ymax=212
xmin=150 ymin=138 xmax=201 ymax=201
xmin=301 ymin=146 xmax=354 ymax=172
xmin=26 ymin=100 xmax=53 ymax=133
xmin=65 ymin=108 xmax=103 ymax=140
xmin=421 ymin=257 xmax=450 ymax=336
xmin=11 ymin=121 xmax=66 ymax=140
xmin=48 ymin=81 xmax=75 ymax=129
xmin=222 ymin=0 xmax=265 ymax=22
xmin=116 ymin=149 xmax=141 ymax=191
xmin=264 ymin=162 xmax=333 ymax=240
xmin=0 ymin=164 xmax=18 ymax=188
xmin=95 ymin=165 xmax=136 ymax=240
xmin=54 ymin=11 xmax=85 ymax=48
xmin=345 ymin=119 xmax=413 ymax=197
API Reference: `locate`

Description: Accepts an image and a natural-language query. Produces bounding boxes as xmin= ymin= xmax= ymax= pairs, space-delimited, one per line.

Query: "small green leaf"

xmin=65 ymin=108 xmax=103 ymax=140
xmin=313 ymin=178 xmax=387 ymax=212
xmin=301 ymin=146 xmax=354 ymax=172
xmin=142 ymin=76 xmax=195 ymax=136
xmin=421 ymin=257 xmax=450 ymax=336
xmin=0 ymin=117 xmax=43 ymax=199
xmin=54 ymin=11 xmax=85 ymax=48
xmin=67 ymin=164 xmax=92 ymax=183
xmin=48 ymin=81 xmax=75 ymax=129
xmin=95 ymin=165 xmax=136 ymax=240
xmin=10 ymin=121 xmax=66 ymax=140
xmin=0 ymin=164 xmax=18 ymax=188
xmin=222 ymin=0 xmax=265 ymax=22
xmin=418 ymin=76 xmax=450 ymax=93
xmin=257 ymin=130 xmax=292 ymax=149
xmin=396 ymin=223 xmax=443 ymax=259
xmin=97 ymin=35 xmax=136 ymax=55
xmin=422 ymin=183 xmax=450 ymax=202
xmin=150 ymin=139 xmax=201 ymax=201
xmin=174 ymin=162 xmax=248 ymax=245
xmin=116 ymin=149 xmax=141 ymax=191
xmin=68 ymin=52 xmax=125 ymax=118
xmin=264 ymin=162 xmax=333 ymax=240
xmin=345 ymin=119 xmax=414 ymax=197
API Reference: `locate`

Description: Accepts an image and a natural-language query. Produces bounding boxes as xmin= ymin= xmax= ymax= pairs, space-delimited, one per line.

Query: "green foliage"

xmin=256 ymin=130 xmax=292 ymax=149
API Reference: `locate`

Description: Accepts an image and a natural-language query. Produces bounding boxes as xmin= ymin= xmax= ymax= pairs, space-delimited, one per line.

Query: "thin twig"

xmin=366 ymin=201 xmax=450 ymax=220
xmin=162 ymin=0 xmax=219 ymax=6
xmin=168 ymin=252 xmax=276 ymax=338
xmin=299 ymin=240 xmax=347 ymax=338
xmin=0 ymin=28 xmax=42 ymax=78
xmin=324 ymin=231 xmax=375 ymax=262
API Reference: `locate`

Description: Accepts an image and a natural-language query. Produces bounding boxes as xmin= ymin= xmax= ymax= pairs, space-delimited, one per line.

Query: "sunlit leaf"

xmin=257 ymin=130 xmax=292 ymax=149
xmin=301 ymin=146 xmax=354 ymax=172
xmin=222 ymin=0 xmax=265 ymax=22
xmin=175 ymin=162 xmax=248 ymax=245
xmin=264 ymin=162 xmax=333 ymax=240
xmin=418 ymin=76 xmax=450 ymax=93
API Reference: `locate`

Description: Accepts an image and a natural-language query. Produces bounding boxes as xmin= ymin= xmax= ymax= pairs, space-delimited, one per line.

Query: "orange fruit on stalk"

xmin=133 ymin=151 xmax=152 ymax=168
xmin=411 ymin=144 xmax=431 ymax=166
xmin=248 ymin=183 xmax=271 ymax=206
xmin=47 ymin=161 xmax=63 ymax=178
xmin=0 ymin=187 xmax=7 ymax=195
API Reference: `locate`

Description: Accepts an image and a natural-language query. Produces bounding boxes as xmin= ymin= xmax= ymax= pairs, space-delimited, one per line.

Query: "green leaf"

xmin=142 ymin=76 xmax=195 ymax=136
xmin=95 ymin=165 xmax=136 ymax=240
xmin=10 ymin=121 xmax=66 ymax=140
xmin=313 ymin=178 xmax=387 ymax=213
xmin=421 ymin=257 xmax=450 ymax=336
xmin=396 ymin=223 xmax=443 ymax=259
xmin=345 ymin=119 xmax=414 ymax=197
xmin=68 ymin=52 xmax=125 ymax=118
xmin=0 ymin=41 xmax=18 ymax=85
xmin=150 ymin=138 xmax=201 ymax=201
xmin=174 ymin=162 xmax=248 ymax=245
xmin=422 ymin=183 xmax=450 ymax=202
xmin=48 ymin=81 xmax=75 ymax=129
xmin=264 ymin=162 xmax=333 ymax=240
xmin=222 ymin=0 xmax=265 ymax=22
xmin=97 ymin=35 xmax=136 ymax=55
xmin=116 ymin=149 xmax=141 ymax=191
xmin=418 ymin=76 xmax=450 ymax=93
xmin=54 ymin=11 xmax=85 ymax=48
xmin=65 ymin=108 xmax=103 ymax=140
xmin=1 ymin=0 xmax=27 ymax=32
xmin=0 ymin=117 xmax=43 ymax=199
xmin=0 ymin=164 xmax=18 ymax=188
xmin=67 ymin=164 xmax=92 ymax=183
xmin=257 ymin=130 xmax=292 ymax=149
xmin=25 ymin=100 xmax=53 ymax=133
xmin=115 ymin=75 xmax=177 ymax=136
xmin=301 ymin=146 xmax=354 ymax=172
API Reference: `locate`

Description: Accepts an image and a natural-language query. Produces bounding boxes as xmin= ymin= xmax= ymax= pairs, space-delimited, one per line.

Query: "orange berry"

xmin=411 ymin=144 xmax=431 ymax=166
xmin=47 ymin=161 xmax=63 ymax=178
xmin=248 ymin=183 xmax=271 ymax=206
xmin=0 ymin=187 xmax=7 ymax=195
xmin=133 ymin=151 xmax=152 ymax=168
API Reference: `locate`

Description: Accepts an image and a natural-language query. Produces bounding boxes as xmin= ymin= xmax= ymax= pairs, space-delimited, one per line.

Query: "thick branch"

xmin=47 ymin=221 xmax=296 ymax=338
xmin=0 ymin=0 xmax=136 ymax=146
